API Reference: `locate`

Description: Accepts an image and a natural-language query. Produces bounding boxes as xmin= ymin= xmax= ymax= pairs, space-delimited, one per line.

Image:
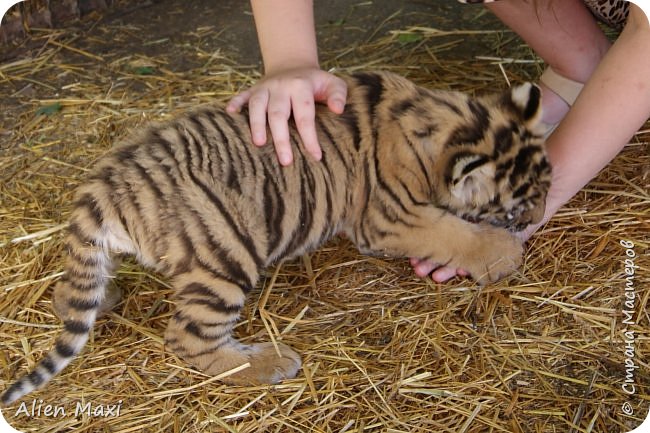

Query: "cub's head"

xmin=439 ymin=83 xmax=552 ymax=231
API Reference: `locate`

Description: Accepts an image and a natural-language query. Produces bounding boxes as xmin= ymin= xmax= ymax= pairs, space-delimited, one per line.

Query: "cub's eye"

xmin=506 ymin=212 xmax=515 ymax=220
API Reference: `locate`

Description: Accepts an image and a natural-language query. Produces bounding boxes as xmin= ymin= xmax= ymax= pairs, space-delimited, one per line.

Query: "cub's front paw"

xmin=462 ymin=226 xmax=524 ymax=285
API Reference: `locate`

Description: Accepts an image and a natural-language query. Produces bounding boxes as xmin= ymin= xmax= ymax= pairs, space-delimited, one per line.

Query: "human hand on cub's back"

xmin=226 ymin=67 xmax=347 ymax=166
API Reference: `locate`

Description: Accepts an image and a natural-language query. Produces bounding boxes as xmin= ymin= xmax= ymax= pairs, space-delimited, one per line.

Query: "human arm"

xmin=413 ymin=3 xmax=650 ymax=281
xmin=522 ymin=4 xmax=650 ymax=236
xmin=226 ymin=0 xmax=347 ymax=165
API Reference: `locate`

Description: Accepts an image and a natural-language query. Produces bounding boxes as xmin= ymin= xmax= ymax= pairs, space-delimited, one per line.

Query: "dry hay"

xmin=0 ymin=5 xmax=649 ymax=433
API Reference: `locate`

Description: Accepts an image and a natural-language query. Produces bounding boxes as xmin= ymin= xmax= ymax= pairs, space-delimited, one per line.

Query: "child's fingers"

xmin=227 ymin=69 xmax=348 ymax=165
xmin=226 ymin=89 xmax=251 ymax=113
xmin=430 ymin=266 xmax=459 ymax=283
xmin=267 ymin=91 xmax=294 ymax=166
xmin=325 ymin=77 xmax=348 ymax=114
xmin=247 ymin=88 xmax=270 ymax=146
xmin=291 ymin=94 xmax=321 ymax=161
xmin=410 ymin=258 xmax=468 ymax=282
xmin=412 ymin=259 xmax=438 ymax=278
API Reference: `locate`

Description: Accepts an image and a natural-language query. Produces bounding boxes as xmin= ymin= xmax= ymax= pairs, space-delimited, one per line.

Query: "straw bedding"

xmin=0 ymin=4 xmax=648 ymax=433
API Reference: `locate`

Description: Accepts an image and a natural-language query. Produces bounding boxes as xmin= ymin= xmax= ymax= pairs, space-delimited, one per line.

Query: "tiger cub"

xmin=2 ymin=72 xmax=550 ymax=405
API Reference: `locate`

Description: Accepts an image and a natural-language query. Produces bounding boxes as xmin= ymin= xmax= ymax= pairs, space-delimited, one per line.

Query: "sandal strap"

xmin=540 ymin=67 xmax=584 ymax=106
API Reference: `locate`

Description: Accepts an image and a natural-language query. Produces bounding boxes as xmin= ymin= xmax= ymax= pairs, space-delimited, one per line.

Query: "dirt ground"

xmin=1 ymin=0 xmax=510 ymax=74
xmin=0 ymin=0 xmax=515 ymax=134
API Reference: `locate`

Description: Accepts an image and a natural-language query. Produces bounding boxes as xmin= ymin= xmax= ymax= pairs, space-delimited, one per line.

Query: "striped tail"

xmin=1 ymin=220 xmax=115 ymax=406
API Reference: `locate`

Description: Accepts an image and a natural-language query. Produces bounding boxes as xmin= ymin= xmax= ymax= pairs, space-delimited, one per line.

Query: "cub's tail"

xmin=1 ymin=215 xmax=117 ymax=406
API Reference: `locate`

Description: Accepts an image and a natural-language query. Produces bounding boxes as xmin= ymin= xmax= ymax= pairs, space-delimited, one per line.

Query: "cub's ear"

xmin=509 ymin=82 xmax=542 ymax=126
xmin=449 ymin=153 xmax=497 ymax=205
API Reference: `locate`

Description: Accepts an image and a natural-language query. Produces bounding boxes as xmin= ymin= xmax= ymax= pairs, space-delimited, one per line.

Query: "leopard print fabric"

xmin=583 ymin=0 xmax=629 ymax=29
xmin=458 ymin=0 xmax=629 ymax=30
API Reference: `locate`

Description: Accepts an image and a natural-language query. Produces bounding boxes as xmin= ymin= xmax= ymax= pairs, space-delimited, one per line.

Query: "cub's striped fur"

xmin=2 ymin=72 xmax=550 ymax=405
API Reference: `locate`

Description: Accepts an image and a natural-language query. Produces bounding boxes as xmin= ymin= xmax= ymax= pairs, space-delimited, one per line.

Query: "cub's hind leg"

xmin=165 ymin=270 xmax=301 ymax=385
